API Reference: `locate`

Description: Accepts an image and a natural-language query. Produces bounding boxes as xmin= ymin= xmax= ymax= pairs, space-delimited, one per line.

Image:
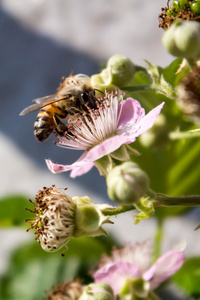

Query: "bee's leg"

xmin=53 ymin=113 xmax=75 ymax=137
xmin=68 ymin=107 xmax=81 ymax=115
xmin=81 ymin=91 xmax=102 ymax=109
xmin=53 ymin=113 xmax=68 ymax=136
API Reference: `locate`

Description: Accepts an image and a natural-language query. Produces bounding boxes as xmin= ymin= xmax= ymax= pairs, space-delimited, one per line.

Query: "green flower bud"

xmin=73 ymin=196 xmax=113 ymax=238
xmin=162 ymin=20 xmax=200 ymax=59
xmin=106 ymin=54 xmax=136 ymax=87
xmin=79 ymin=283 xmax=115 ymax=300
xmin=106 ymin=162 xmax=150 ymax=205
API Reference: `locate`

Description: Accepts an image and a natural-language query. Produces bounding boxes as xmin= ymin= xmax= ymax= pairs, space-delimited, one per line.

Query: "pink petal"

xmin=94 ymin=261 xmax=141 ymax=295
xmin=117 ymin=102 xmax=165 ymax=142
xmin=117 ymin=98 xmax=145 ymax=131
xmin=133 ymin=102 xmax=165 ymax=137
xmin=46 ymin=151 xmax=95 ymax=177
xmin=84 ymin=135 xmax=135 ymax=161
xmin=143 ymin=250 xmax=185 ymax=290
xmin=46 ymin=159 xmax=73 ymax=174
xmin=70 ymin=161 xmax=95 ymax=178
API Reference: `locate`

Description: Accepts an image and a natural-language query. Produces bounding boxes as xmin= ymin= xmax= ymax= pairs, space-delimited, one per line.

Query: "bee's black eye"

xmin=81 ymin=92 xmax=89 ymax=103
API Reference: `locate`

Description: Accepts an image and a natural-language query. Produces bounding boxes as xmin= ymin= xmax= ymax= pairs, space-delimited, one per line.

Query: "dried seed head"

xmin=26 ymin=186 xmax=76 ymax=252
xmin=177 ymin=66 xmax=200 ymax=124
xmin=159 ymin=1 xmax=200 ymax=30
xmin=46 ymin=280 xmax=83 ymax=300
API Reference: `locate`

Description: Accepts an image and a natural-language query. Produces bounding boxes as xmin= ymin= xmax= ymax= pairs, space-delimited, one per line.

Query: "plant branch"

xmin=102 ymin=205 xmax=135 ymax=216
xmin=155 ymin=195 xmax=200 ymax=207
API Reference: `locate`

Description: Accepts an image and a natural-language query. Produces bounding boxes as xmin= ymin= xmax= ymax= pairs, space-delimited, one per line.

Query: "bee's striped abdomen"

xmin=34 ymin=106 xmax=55 ymax=142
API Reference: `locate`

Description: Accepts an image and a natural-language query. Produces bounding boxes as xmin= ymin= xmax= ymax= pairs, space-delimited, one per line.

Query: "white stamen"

xmin=57 ymin=92 xmax=123 ymax=151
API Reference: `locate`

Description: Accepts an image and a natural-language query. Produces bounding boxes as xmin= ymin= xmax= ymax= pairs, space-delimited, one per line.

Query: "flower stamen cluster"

xmin=26 ymin=186 xmax=76 ymax=252
xmin=56 ymin=91 xmax=123 ymax=151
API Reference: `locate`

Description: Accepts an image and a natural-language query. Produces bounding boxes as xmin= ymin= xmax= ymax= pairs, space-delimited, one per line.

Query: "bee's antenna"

xmin=94 ymin=89 xmax=104 ymax=95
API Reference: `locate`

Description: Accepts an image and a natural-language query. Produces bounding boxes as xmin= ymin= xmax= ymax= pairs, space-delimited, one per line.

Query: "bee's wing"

xmin=19 ymin=94 xmax=66 ymax=116
xmin=32 ymin=94 xmax=57 ymax=103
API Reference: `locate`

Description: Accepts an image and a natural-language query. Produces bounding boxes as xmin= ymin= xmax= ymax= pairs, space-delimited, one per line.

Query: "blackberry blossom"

xmin=46 ymin=92 xmax=164 ymax=178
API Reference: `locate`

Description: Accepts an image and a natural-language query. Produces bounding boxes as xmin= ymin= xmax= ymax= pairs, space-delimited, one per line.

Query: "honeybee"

xmin=20 ymin=74 xmax=98 ymax=142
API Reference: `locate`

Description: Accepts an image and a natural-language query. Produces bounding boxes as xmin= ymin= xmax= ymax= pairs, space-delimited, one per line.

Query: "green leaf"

xmin=0 ymin=236 xmax=115 ymax=300
xmin=172 ymin=257 xmax=200 ymax=296
xmin=162 ymin=58 xmax=189 ymax=87
xmin=0 ymin=195 xmax=32 ymax=227
xmin=126 ymin=60 xmax=200 ymax=219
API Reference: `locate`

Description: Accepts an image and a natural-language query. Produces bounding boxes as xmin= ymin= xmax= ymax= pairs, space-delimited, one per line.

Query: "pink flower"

xmin=93 ymin=243 xmax=185 ymax=298
xmin=46 ymin=93 xmax=164 ymax=178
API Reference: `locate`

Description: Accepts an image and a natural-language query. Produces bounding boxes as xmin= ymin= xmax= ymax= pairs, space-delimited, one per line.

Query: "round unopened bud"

xmin=106 ymin=162 xmax=150 ymax=205
xmin=79 ymin=283 xmax=114 ymax=300
xmin=106 ymin=54 xmax=136 ymax=87
xmin=162 ymin=20 xmax=200 ymax=59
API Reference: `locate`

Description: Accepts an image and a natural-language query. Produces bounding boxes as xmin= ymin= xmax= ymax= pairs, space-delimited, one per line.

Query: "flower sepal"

xmin=118 ymin=277 xmax=150 ymax=299
xmin=134 ymin=198 xmax=155 ymax=224
xmin=72 ymin=196 xmax=113 ymax=238
xmin=110 ymin=144 xmax=130 ymax=161
xmin=91 ymin=72 xmax=118 ymax=94
xmin=79 ymin=283 xmax=115 ymax=300
xmin=94 ymin=155 xmax=114 ymax=177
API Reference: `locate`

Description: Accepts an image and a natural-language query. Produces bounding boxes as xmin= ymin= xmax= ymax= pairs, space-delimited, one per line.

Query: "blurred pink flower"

xmin=46 ymin=93 xmax=164 ymax=178
xmin=94 ymin=243 xmax=185 ymax=298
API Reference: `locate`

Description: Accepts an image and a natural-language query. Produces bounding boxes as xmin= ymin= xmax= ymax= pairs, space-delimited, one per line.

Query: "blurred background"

xmin=0 ymin=1 xmax=199 ymax=299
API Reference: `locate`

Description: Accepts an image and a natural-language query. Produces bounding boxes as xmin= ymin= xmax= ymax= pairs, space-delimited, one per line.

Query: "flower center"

xmin=55 ymin=92 xmax=123 ymax=151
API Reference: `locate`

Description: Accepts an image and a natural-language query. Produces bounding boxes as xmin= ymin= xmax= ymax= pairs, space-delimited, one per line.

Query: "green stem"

xmin=155 ymin=195 xmax=200 ymax=207
xmin=146 ymin=188 xmax=157 ymax=199
xmin=148 ymin=292 xmax=161 ymax=300
xmin=169 ymin=130 xmax=200 ymax=140
xmin=102 ymin=205 xmax=135 ymax=216
xmin=153 ymin=218 xmax=164 ymax=262
xmin=186 ymin=58 xmax=197 ymax=69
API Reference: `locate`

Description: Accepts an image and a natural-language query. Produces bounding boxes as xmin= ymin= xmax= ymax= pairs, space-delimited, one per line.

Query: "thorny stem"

xmin=102 ymin=194 xmax=200 ymax=218
xmin=102 ymin=205 xmax=135 ymax=216
xmin=155 ymin=195 xmax=200 ymax=207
